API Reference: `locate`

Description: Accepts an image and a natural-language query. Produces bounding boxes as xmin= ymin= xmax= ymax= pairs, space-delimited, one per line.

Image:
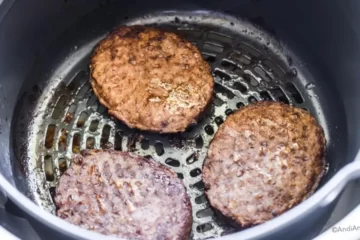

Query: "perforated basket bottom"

xmin=22 ymin=12 xmax=322 ymax=240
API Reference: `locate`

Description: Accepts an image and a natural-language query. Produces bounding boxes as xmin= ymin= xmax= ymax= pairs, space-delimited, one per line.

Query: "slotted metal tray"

xmin=16 ymin=11 xmax=328 ymax=240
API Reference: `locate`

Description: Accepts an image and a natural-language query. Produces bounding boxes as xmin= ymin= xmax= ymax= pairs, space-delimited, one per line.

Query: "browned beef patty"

xmin=90 ymin=26 xmax=214 ymax=133
xmin=55 ymin=150 xmax=192 ymax=240
xmin=202 ymin=101 xmax=326 ymax=227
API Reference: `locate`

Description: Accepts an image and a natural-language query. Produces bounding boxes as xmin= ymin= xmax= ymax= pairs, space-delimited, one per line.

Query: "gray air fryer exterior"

xmin=0 ymin=0 xmax=359 ymax=240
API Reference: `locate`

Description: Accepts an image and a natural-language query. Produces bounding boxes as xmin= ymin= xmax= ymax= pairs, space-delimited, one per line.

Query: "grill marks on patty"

xmin=55 ymin=150 xmax=192 ymax=240
xmin=202 ymin=101 xmax=326 ymax=227
xmin=90 ymin=26 xmax=214 ymax=133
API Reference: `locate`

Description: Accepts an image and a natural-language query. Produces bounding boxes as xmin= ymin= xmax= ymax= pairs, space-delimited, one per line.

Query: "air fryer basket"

xmin=10 ymin=7 xmax=348 ymax=239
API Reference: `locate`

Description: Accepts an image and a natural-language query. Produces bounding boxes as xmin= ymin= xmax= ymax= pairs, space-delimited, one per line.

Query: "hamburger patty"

xmin=202 ymin=101 xmax=326 ymax=227
xmin=90 ymin=26 xmax=214 ymax=133
xmin=55 ymin=150 xmax=192 ymax=240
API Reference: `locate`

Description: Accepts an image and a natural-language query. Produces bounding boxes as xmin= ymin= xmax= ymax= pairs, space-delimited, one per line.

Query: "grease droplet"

xmin=305 ymin=83 xmax=315 ymax=90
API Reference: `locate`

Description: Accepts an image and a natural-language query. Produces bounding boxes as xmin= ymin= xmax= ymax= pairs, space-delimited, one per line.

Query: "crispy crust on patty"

xmin=202 ymin=101 xmax=326 ymax=227
xmin=90 ymin=26 xmax=214 ymax=133
xmin=55 ymin=150 xmax=192 ymax=239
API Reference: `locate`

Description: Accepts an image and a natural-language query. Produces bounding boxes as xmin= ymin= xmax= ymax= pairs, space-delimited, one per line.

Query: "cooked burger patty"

xmin=90 ymin=26 xmax=214 ymax=133
xmin=202 ymin=101 xmax=326 ymax=227
xmin=55 ymin=150 xmax=192 ymax=240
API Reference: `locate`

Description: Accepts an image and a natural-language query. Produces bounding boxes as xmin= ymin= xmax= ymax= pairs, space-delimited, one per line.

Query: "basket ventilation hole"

xmin=44 ymin=155 xmax=54 ymax=181
xmin=203 ymin=42 xmax=224 ymax=53
xmin=231 ymin=82 xmax=247 ymax=93
xmin=248 ymin=96 xmax=258 ymax=104
xmin=72 ymin=133 xmax=81 ymax=153
xmin=97 ymin=105 xmax=107 ymax=114
xmin=77 ymin=83 xmax=91 ymax=99
xmin=214 ymin=96 xmax=225 ymax=107
xmin=225 ymin=109 xmax=233 ymax=116
xmin=165 ymin=158 xmax=180 ymax=167
xmin=49 ymin=187 xmax=56 ymax=204
xmin=214 ymin=83 xmax=235 ymax=99
xmin=260 ymin=91 xmax=272 ymax=101
xmin=89 ymin=120 xmax=99 ymax=132
xmin=214 ymin=70 xmax=231 ymax=81
xmin=126 ymin=134 xmax=138 ymax=152
xmin=215 ymin=116 xmax=224 ymax=126
xmin=58 ymin=129 xmax=68 ymax=152
xmin=270 ymin=87 xmax=290 ymax=104
xmin=190 ymin=168 xmax=202 ymax=177
xmin=186 ymin=153 xmax=198 ymax=165
xmin=86 ymin=137 xmax=95 ymax=149
xmin=221 ymin=60 xmax=237 ymax=71
xmin=52 ymin=95 xmax=68 ymax=120
xmin=195 ymin=195 xmax=207 ymax=204
xmin=195 ymin=135 xmax=204 ymax=149
xmin=237 ymin=43 xmax=261 ymax=58
xmin=77 ymin=112 xmax=89 ymax=128
xmin=45 ymin=124 xmax=56 ymax=149
xmin=202 ymin=54 xmax=216 ymax=63
xmin=254 ymin=66 xmax=272 ymax=82
xmin=197 ymin=223 xmax=213 ymax=233
xmin=67 ymin=70 xmax=86 ymax=91
xmin=236 ymin=102 xmax=245 ymax=108
xmin=196 ymin=208 xmax=214 ymax=218
xmin=263 ymin=59 xmax=285 ymax=79
xmin=178 ymin=30 xmax=202 ymax=39
xmin=243 ymin=73 xmax=259 ymax=87
xmin=177 ymin=173 xmax=184 ymax=179
xmin=114 ymin=131 xmax=123 ymax=151
xmin=87 ymin=94 xmax=99 ymax=108
xmin=285 ymin=82 xmax=304 ymax=104
xmin=64 ymin=104 xmax=77 ymax=123
xmin=208 ymin=32 xmax=233 ymax=44
xmin=204 ymin=125 xmax=214 ymax=135
xmin=58 ymin=158 xmax=67 ymax=175
xmin=155 ymin=142 xmax=164 ymax=156
xmin=100 ymin=125 xmax=111 ymax=149
xmin=191 ymin=180 xmax=205 ymax=191
xmin=229 ymin=51 xmax=251 ymax=65
xmin=140 ymin=138 xmax=150 ymax=150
